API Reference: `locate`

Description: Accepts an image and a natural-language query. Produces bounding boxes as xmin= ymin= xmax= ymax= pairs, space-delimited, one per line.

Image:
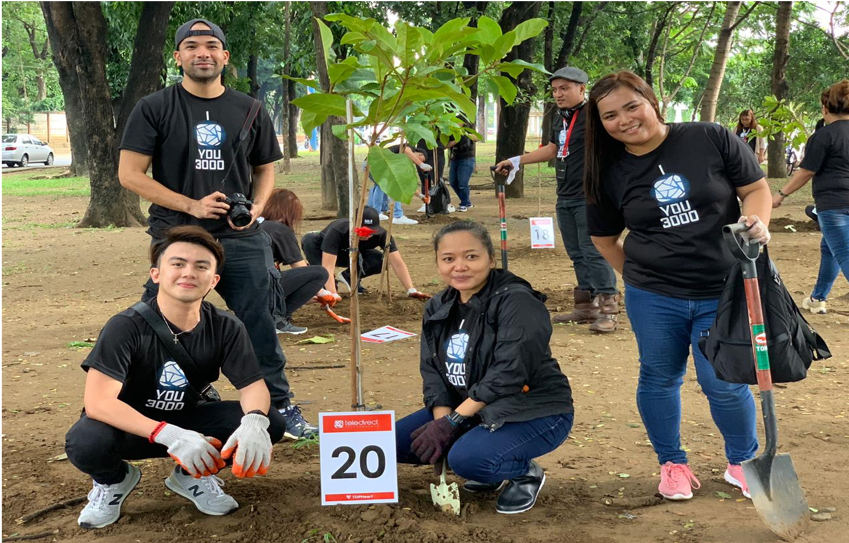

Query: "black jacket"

xmin=420 ymin=269 xmax=573 ymax=430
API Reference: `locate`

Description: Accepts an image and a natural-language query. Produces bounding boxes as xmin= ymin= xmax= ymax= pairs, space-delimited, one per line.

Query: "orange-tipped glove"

xmin=221 ymin=413 xmax=272 ymax=478
xmin=315 ymin=288 xmax=342 ymax=308
xmin=407 ymin=287 xmax=432 ymax=300
xmin=153 ymin=423 xmax=226 ymax=478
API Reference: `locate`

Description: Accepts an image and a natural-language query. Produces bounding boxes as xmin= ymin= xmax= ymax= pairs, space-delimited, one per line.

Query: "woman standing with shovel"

xmin=395 ymin=221 xmax=574 ymax=514
xmin=584 ymin=71 xmax=772 ymax=501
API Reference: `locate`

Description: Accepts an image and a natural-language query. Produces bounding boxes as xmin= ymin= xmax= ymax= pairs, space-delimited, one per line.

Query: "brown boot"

xmin=553 ymin=289 xmax=599 ymax=324
xmin=589 ymin=292 xmax=621 ymax=333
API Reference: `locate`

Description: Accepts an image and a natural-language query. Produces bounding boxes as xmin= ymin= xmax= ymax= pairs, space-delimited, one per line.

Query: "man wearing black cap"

xmin=495 ymin=66 xmax=620 ymax=333
xmin=118 ymin=19 xmax=317 ymax=439
xmin=301 ymin=206 xmax=431 ymax=299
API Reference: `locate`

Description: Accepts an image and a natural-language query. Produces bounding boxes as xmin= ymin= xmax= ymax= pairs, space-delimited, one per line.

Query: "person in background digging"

xmin=65 ymin=226 xmax=283 ymax=529
xmin=258 ymin=189 xmax=329 ymax=334
xmin=395 ymin=221 xmax=574 ymax=514
xmin=495 ymin=66 xmax=620 ymax=332
xmin=301 ymin=206 xmax=431 ymax=299
xmin=584 ymin=70 xmax=771 ymax=501
xmin=773 ymin=79 xmax=849 ymax=315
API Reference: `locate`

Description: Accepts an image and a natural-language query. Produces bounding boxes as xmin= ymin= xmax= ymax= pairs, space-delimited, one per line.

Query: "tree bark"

xmin=645 ymin=3 xmax=677 ymax=87
xmin=495 ymin=1 xmax=542 ymax=198
xmin=477 ymin=94 xmax=487 ymax=143
xmin=247 ymin=54 xmax=259 ymax=98
xmin=700 ymin=1 xmax=743 ymax=122
xmin=768 ymin=1 xmax=792 ymax=179
xmin=279 ymin=1 xmax=292 ymax=173
xmin=288 ymin=85 xmax=299 ymax=159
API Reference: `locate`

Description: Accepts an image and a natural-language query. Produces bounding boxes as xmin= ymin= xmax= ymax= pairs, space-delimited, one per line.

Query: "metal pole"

xmin=346 ymin=99 xmax=364 ymax=410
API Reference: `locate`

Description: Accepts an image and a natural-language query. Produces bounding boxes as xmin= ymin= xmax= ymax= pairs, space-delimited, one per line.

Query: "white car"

xmin=2 ymin=134 xmax=55 ymax=167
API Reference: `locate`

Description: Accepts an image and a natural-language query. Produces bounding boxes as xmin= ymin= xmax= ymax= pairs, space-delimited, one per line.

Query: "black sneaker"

xmin=276 ymin=317 xmax=307 ymax=335
xmin=279 ymin=404 xmax=318 ymax=440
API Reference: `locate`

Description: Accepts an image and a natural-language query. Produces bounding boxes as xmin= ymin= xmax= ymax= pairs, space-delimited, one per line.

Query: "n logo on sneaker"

xmin=108 ymin=493 xmax=123 ymax=506
xmin=188 ymin=485 xmax=204 ymax=498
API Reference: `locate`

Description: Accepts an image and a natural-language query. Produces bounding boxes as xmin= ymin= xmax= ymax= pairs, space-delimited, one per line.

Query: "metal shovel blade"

xmin=430 ymin=460 xmax=460 ymax=515
xmin=743 ymin=453 xmax=810 ymax=541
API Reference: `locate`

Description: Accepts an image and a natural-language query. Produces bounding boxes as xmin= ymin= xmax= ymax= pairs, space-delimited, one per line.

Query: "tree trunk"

xmin=41 ymin=1 xmax=88 ymax=176
xmin=645 ymin=3 xmax=676 ymax=88
xmin=700 ymin=2 xmax=742 ymax=122
xmin=288 ymin=87 xmax=299 ymax=158
xmin=279 ymin=1 xmax=292 ymax=173
xmin=36 ymin=73 xmax=46 ymax=101
xmin=477 ymin=94 xmax=487 ymax=142
xmin=768 ymin=1 xmax=792 ymax=179
xmin=247 ymin=54 xmax=259 ymax=98
xmin=496 ymin=1 xmax=542 ymax=198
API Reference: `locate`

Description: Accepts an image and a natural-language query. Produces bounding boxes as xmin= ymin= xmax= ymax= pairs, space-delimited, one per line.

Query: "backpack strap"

xmin=131 ymin=301 xmax=209 ymax=394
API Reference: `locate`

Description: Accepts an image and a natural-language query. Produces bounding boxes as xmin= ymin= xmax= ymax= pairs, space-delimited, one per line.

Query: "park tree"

xmin=768 ymin=0 xmax=792 ymax=178
xmin=41 ymin=1 xmax=174 ymax=226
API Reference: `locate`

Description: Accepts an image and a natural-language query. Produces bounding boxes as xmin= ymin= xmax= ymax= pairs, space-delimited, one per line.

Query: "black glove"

xmin=410 ymin=416 xmax=463 ymax=465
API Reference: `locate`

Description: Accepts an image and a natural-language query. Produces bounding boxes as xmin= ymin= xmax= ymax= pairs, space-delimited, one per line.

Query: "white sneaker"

xmin=417 ymin=204 xmax=426 ymax=213
xmin=165 ymin=467 xmax=238 ymax=516
xmin=393 ymin=215 xmax=418 ymax=225
xmin=447 ymin=204 xmax=456 ymax=213
xmin=378 ymin=213 xmax=389 ymax=220
xmin=802 ymin=295 xmax=827 ymax=314
xmin=78 ymin=463 xmax=141 ymax=529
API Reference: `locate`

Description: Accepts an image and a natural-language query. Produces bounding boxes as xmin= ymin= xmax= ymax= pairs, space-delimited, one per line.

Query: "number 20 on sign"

xmin=319 ymin=411 xmax=398 ymax=506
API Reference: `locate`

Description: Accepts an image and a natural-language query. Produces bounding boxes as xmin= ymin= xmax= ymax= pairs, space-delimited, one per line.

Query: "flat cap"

xmin=549 ymin=66 xmax=588 ymax=85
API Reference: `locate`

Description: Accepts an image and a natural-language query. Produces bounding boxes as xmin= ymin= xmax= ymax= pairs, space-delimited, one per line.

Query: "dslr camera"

xmin=223 ymin=192 xmax=253 ymax=227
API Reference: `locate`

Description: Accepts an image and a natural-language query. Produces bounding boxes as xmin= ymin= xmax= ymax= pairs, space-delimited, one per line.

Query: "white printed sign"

xmin=530 ymin=216 xmax=556 ymax=249
xmin=319 ymin=411 xmax=398 ymax=506
xmin=361 ymin=326 xmax=417 ymax=344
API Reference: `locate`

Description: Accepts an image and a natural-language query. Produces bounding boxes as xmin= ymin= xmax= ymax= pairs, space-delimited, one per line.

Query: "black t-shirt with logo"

xmin=437 ymin=301 xmax=478 ymax=399
xmin=81 ymin=299 xmax=262 ymax=415
xmin=586 ymin=122 xmax=764 ymax=299
xmin=317 ymin=218 xmax=398 ymax=261
xmin=800 ymin=120 xmax=849 ymax=211
xmin=259 ymin=220 xmax=304 ymax=266
xmin=548 ymin=102 xmax=587 ymax=200
xmin=120 ymin=84 xmax=283 ymax=238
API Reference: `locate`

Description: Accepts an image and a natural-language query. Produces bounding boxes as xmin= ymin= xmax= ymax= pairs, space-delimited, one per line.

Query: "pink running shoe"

xmin=724 ymin=463 xmax=752 ymax=498
xmin=658 ymin=462 xmax=701 ymax=500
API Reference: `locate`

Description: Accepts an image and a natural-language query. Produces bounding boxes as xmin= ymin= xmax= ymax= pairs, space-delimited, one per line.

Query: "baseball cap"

xmin=175 ymin=19 xmax=226 ymax=50
xmin=361 ymin=206 xmax=381 ymax=229
xmin=549 ymin=66 xmax=588 ymax=85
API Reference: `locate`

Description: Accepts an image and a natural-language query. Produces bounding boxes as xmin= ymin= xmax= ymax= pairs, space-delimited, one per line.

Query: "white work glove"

xmin=221 ymin=413 xmax=272 ymax=478
xmin=154 ymin=423 xmax=225 ymax=478
xmin=407 ymin=287 xmax=432 ymax=300
xmin=738 ymin=215 xmax=771 ymax=246
xmin=418 ymin=163 xmax=433 ymax=172
xmin=504 ymin=156 xmax=521 ymax=185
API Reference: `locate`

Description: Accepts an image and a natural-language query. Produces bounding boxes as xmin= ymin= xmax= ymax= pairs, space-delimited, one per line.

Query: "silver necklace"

xmin=162 ymin=316 xmax=191 ymax=344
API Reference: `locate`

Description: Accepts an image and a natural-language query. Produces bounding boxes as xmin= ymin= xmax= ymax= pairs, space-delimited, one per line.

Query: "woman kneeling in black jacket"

xmin=396 ymin=221 xmax=574 ymax=514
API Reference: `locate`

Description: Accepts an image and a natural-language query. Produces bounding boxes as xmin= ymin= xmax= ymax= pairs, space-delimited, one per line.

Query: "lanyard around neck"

xmin=560 ymin=109 xmax=580 ymax=158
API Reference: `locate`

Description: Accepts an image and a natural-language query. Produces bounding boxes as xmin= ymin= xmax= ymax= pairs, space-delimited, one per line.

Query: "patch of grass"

xmin=292 ymin=433 xmax=320 ymax=450
xmin=67 ymin=340 xmax=95 ymax=350
xmin=2 ymin=171 xmax=90 ymax=197
xmin=301 ymin=529 xmax=338 ymax=543
xmin=2 ymin=263 xmax=29 ymax=276
xmin=3 ymin=220 xmax=78 ymax=231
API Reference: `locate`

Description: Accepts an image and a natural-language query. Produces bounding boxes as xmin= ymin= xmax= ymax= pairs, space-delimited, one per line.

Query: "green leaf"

xmin=368 ymin=146 xmax=419 ymax=205
xmin=300 ymin=109 xmax=329 ymax=134
xmin=340 ymin=31 xmax=367 ymax=46
xmin=491 ymin=30 xmax=518 ymax=64
xmin=432 ymin=17 xmax=471 ymax=45
xmin=316 ymin=19 xmax=334 ymax=70
xmin=502 ymin=59 xmax=549 ymax=75
xmin=491 ymin=76 xmax=517 ymax=104
xmin=292 ymin=93 xmax=357 ymax=118
xmin=476 ymin=16 xmax=502 ymax=43
xmin=513 ymin=19 xmax=548 ymax=44
xmin=715 ymin=491 xmax=732 ymax=499
xmin=370 ymin=21 xmax=399 ymax=58
xmin=331 ymin=124 xmax=348 ymax=141
xmin=396 ymin=22 xmax=423 ymax=69
xmin=401 ymin=123 xmax=436 ymax=150
xmin=281 ymin=76 xmax=321 ymax=90
xmin=329 ymin=59 xmax=359 ymax=86
xmin=296 ymin=335 xmax=335 ymax=345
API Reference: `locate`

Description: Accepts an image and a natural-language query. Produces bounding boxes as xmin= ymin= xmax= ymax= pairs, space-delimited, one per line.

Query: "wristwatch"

xmin=246 ymin=409 xmax=268 ymax=417
xmin=445 ymin=411 xmax=470 ymax=428
xmin=778 ymin=189 xmax=789 ymax=198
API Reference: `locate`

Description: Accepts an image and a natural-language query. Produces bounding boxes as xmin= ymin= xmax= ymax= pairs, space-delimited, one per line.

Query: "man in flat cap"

xmin=118 ymin=19 xmax=318 ymax=439
xmin=495 ymin=67 xmax=619 ymax=332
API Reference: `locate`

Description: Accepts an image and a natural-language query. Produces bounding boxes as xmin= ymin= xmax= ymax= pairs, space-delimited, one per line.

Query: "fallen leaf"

xmin=715 ymin=491 xmax=732 ymax=499
xmin=296 ymin=335 xmax=335 ymax=345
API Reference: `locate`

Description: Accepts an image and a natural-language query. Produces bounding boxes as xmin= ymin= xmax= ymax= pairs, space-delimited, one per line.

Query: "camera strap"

xmin=218 ymin=98 xmax=263 ymax=190
xmin=131 ymin=301 xmax=211 ymax=398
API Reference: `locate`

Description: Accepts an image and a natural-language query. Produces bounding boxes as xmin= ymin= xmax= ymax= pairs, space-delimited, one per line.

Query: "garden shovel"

xmin=723 ymin=223 xmax=810 ymax=541
xmin=430 ymin=459 xmax=460 ymax=515
xmin=489 ymin=166 xmax=509 ymax=270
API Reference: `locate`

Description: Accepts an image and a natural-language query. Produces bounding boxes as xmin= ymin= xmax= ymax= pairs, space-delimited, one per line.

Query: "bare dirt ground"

xmin=3 ymin=154 xmax=848 ymax=543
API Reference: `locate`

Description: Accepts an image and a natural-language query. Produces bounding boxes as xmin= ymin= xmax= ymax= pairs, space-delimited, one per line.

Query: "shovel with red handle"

xmin=489 ymin=165 xmax=509 ymax=271
xmin=723 ymin=223 xmax=810 ymax=541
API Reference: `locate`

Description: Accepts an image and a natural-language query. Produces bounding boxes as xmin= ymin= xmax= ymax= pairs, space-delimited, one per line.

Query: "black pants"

xmin=65 ymin=401 xmax=286 ymax=485
xmin=143 ymin=232 xmax=294 ymax=408
xmin=301 ymin=232 xmax=385 ymax=281
xmin=270 ymin=265 xmax=329 ymax=321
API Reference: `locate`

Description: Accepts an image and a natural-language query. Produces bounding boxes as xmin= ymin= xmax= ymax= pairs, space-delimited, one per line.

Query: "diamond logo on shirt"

xmin=158 ymin=360 xmax=188 ymax=389
xmin=446 ymin=331 xmax=469 ymax=362
xmin=195 ymin=122 xmax=225 ymax=148
xmin=652 ymin=173 xmax=690 ymax=204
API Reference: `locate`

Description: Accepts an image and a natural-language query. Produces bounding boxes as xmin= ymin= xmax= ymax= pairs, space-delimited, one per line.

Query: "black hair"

xmin=432 ymin=220 xmax=495 ymax=260
xmin=150 ymin=225 xmax=225 ymax=272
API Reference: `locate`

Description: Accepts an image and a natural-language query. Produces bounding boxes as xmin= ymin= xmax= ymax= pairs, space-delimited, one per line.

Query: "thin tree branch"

xmin=729 ymin=1 xmax=760 ymax=32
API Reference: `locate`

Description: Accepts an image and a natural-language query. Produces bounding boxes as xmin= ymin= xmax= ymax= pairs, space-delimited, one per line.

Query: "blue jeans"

xmin=449 ymin=157 xmax=475 ymax=207
xmin=367 ymin=181 xmax=402 ymax=219
xmin=811 ymin=208 xmax=849 ymax=301
xmin=396 ymin=409 xmax=573 ymax=483
xmin=555 ymin=198 xmax=617 ymax=295
xmin=143 ymin=231 xmax=293 ymax=408
xmin=624 ymin=284 xmax=758 ymax=465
